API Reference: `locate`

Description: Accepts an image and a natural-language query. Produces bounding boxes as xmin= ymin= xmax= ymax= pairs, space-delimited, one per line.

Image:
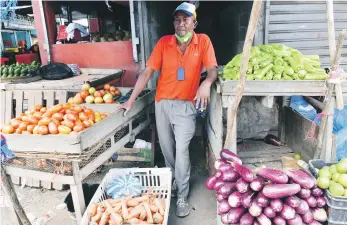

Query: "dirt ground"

xmin=2 ymin=134 xmax=217 ymax=225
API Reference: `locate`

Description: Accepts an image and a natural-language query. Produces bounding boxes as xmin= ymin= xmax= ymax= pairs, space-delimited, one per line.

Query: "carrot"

xmin=121 ymin=198 xmax=129 ymax=220
xmin=139 ymin=206 xmax=147 ymax=221
xmin=143 ymin=202 xmax=153 ymax=224
xmin=110 ymin=212 xmax=123 ymax=225
xmin=88 ymin=203 xmax=98 ymax=217
xmin=91 ymin=213 xmax=102 ymax=222
xmin=150 ymin=204 xmax=159 ymax=213
xmin=154 ymin=199 xmax=165 ymax=216
xmin=153 ymin=212 xmax=164 ymax=224
xmin=99 ymin=212 xmax=110 ymax=225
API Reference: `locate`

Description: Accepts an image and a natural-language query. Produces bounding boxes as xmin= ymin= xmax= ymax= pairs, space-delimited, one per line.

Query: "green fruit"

xmin=317 ymin=177 xmax=331 ymax=189
xmin=337 ymin=162 xmax=347 ymax=174
xmin=338 ymin=174 xmax=347 ymax=188
xmin=294 ymin=154 xmax=301 ymax=159
xmin=319 ymin=169 xmax=332 ymax=179
xmin=329 ymin=182 xmax=345 ymax=196
xmin=332 ymin=173 xmax=341 ymax=182
xmin=344 ymin=189 xmax=347 ymax=197
xmin=330 ymin=164 xmax=337 ymax=174
xmin=340 ymin=158 xmax=347 ymax=164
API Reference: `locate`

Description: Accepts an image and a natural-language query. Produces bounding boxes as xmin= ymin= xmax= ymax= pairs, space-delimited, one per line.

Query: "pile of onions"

xmin=206 ymin=149 xmax=328 ymax=225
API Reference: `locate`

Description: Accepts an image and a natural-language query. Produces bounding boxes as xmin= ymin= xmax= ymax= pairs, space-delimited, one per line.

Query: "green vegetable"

xmin=247 ymin=64 xmax=253 ymax=74
xmin=274 ymin=57 xmax=284 ymax=66
xmin=329 ymin=182 xmax=345 ymax=196
xmin=225 ymin=53 xmax=242 ymax=68
xmin=246 ymin=75 xmax=254 ymax=80
xmin=303 ymin=58 xmax=321 ymax=68
xmin=254 ymin=64 xmax=274 ymax=80
xmin=265 ymin=70 xmax=274 ymax=80
xmin=260 ymin=60 xmax=272 ymax=68
xmin=273 ymin=49 xmax=291 ymax=57
xmin=284 ymin=66 xmax=294 ymax=76
xmin=284 ymin=56 xmax=304 ymax=72
xmin=259 ymin=45 xmax=274 ymax=53
xmin=273 ymin=65 xmax=284 ymax=74
xmin=292 ymin=73 xmax=299 ymax=80
xmin=270 ymin=44 xmax=288 ymax=50
xmin=283 ymin=75 xmax=293 ymax=80
xmin=304 ymin=73 xmax=328 ymax=80
xmin=305 ymin=55 xmax=320 ymax=62
xmin=273 ymin=74 xmax=282 ymax=80
xmin=317 ymin=177 xmax=330 ymax=189
xmin=253 ymin=64 xmax=260 ymax=71
xmin=250 ymin=46 xmax=261 ymax=58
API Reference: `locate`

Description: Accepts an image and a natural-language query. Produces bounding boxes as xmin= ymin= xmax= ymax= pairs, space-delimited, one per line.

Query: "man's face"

xmin=173 ymin=11 xmax=195 ymax=37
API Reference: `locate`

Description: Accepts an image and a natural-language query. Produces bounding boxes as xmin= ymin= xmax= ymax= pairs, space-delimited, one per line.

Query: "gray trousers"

xmin=155 ymin=99 xmax=196 ymax=199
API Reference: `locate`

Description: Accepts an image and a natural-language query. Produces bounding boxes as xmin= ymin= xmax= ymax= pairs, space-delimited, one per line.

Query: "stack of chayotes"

xmin=219 ymin=44 xmax=328 ymax=81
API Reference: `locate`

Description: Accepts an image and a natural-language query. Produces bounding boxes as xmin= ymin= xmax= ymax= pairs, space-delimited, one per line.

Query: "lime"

xmin=330 ymin=164 xmax=337 ymax=174
xmin=319 ymin=169 xmax=332 ymax=179
xmin=329 ymin=182 xmax=345 ymax=196
xmin=317 ymin=177 xmax=330 ymax=189
xmin=294 ymin=154 xmax=301 ymax=159
xmin=337 ymin=162 xmax=347 ymax=174
xmin=344 ymin=189 xmax=347 ymax=197
xmin=332 ymin=173 xmax=341 ymax=182
xmin=337 ymin=174 xmax=347 ymax=188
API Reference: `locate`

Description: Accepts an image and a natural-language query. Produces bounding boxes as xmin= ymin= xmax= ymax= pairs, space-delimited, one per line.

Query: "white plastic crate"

xmin=81 ymin=167 xmax=172 ymax=225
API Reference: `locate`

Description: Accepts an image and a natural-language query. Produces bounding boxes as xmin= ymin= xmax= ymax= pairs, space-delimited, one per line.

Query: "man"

xmin=116 ymin=2 xmax=218 ymax=217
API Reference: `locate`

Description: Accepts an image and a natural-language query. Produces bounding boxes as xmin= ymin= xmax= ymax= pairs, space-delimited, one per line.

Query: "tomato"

xmin=51 ymin=104 xmax=63 ymax=113
xmin=64 ymin=103 xmax=72 ymax=109
xmin=59 ymin=108 xmax=66 ymax=114
xmin=52 ymin=113 xmax=64 ymax=121
xmin=40 ymin=107 xmax=47 ymax=113
xmin=38 ymin=125 xmax=49 ymax=135
xmin=80 ymin=90 xmax=89 ymax=99
xmin=33 ymin=125 xmax=40 ymax=134
xmin=48 ymin=122 xmax=58 ymax=134
xmin=82 ymin=120 xmax=92 ymax=128
xmin=27 ymin=124 xmax=35 ymax=133
xmin=66 ymin=109 xmax=78 ymax=115
xmin=58 ymin=125 xmax=71 ymax=134
xmin=22 ymin=131 xmax=32 ymax=135
xmin=19 ymin=122 xmax=29 ymax=130
xmin=95 ymin=115 xmax=102 ymax=123
xmin=73 ymin=106 xmax=83 ymax=113
xmin=68 ymin=97 xmax=74 ymax=104
xmin=2 ymin=125 xmax=14 ymax=134
xmin=67 ymin=113 xmax=78 ymax=122
xmin=28 ymin=116 xmax=39 ymax=125
xmin=61 ymin=120 xmax=75 ymax=129
xmin=51 ymin=118 xmax=61 ymax=126
xmin=34 ymin=104 xmax=43 ymax=111
xmin=73 ymin=124 xmax=85 ymax=132
xmin=15 ymin=128 xmax=23 ymax=134
xmin=38 ymin=117 xmax=51 ymax=126
xmin=75 ymin=119 xmax=83 ymax=125
xmin=78 ymin=112 xmax=88 ymax=121
xmin=10 ymin=119 xmax=21 ymax=129
xmin=88 ymin=114 xmax=95 ymax=122
xmin=33 ymin=112 xmax=43 ymax=119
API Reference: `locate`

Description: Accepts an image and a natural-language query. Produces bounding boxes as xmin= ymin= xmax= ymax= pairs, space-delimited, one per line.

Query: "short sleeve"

xmin=201 ymin=35 xmax=218 ymax=68
xmin=146 ymin=38 xmax=164 ymax=71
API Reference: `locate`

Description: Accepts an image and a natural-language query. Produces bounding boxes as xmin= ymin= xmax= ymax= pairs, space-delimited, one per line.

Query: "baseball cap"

xmin=173 ymin=2 xmax=197 ymax=19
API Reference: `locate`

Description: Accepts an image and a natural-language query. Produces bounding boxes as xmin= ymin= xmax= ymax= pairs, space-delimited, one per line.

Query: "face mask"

xmin=175 ymin=32 xmax=192 ymax=44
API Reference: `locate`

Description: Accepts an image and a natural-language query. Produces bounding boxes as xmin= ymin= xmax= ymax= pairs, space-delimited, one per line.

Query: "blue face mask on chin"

xmin=175 ymin=32 xmax=193 ymax=44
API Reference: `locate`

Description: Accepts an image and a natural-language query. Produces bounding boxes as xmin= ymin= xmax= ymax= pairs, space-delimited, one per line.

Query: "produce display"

xmin=314 ymin=158 xmax=347 ymax=197
xmin=1 ymin=61 xmax=41 ymax=78
xmin=0 ymin=103 xmax=109 ymax=135
xmin=91 ymin=30 xmax=131 ymax=42
xmin=219 ymin=44 xmax=328 ymax=81
xmin=207 ymin=149 xmax=328 ymax=225
xmin=69 ymin=83 xmax=121 ymax=104
xmin=87 ymin=175 xmax=166 ymax=225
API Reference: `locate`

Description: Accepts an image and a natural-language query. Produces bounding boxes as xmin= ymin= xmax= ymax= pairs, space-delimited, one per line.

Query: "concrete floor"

xmin=2 ymin=135 xmax=217 ymax=225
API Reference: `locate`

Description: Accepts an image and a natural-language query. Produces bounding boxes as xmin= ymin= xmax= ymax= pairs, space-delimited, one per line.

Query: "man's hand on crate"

xmin=116 ymin=101 xmax=134 ymax=116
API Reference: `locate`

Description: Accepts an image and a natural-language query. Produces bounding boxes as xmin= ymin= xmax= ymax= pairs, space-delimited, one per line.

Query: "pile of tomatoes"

xmin=1 ymin=103 xmax=109 ymax=135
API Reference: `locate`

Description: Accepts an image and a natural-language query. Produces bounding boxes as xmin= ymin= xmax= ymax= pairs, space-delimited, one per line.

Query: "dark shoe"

xmin=176 ymin=198 xmax=190 ymax=217
xmin=171 ymin=180 xmax=177 ymax=198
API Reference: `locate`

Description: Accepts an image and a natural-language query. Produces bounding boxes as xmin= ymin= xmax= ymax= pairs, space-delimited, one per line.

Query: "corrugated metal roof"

xmin=267 ymin=1 xmax=347 ymax=70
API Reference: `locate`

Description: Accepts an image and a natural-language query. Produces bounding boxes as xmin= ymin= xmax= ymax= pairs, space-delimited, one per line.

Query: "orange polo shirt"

xmin=146 ymin=32 xmax=218 ymax=103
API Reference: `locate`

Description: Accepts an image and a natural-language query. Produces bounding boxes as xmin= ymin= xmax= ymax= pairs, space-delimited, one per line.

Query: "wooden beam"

xmin=224 ymin=0 xmax=263 ymax=149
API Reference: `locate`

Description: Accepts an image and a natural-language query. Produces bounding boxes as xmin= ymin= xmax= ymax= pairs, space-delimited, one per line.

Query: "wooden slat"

xmin=4 ymin=91 xmax=13 ymax=122
xmin=41 ymin=181 xmax=52 ymax=189
xmin=14 ymin=91 xmax=24 ymax=117
xmin=56 ymin=91 xmax=68 ymax=104
xmin=238 ymin=148 xmax=293 ymax=158
xmin=10 ymin=176 xmax=20 ymax=185
xmin=53 ymin=182 xmax=64 ymax=190
xmin=32 ymin=179 xmax=40 ymax=188
xmin=0 ymin=90 xmax=6 ymax=125
xmin=241 ymin=153 xmax=294 ymax=164
xmin=44 ymin=91 xmax=55 ymax=107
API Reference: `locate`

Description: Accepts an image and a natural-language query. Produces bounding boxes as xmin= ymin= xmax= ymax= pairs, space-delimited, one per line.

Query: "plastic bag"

xmin=315 ymin=105 xmax=347 ymax=134
xmin=40 ymin=63 xmax=73 ymax=80
xmin=1 ymin=134 xmax=15 ymax=164
xmin=336 ymin=128 xmax=347 ymax=161
xmin=290 ymin=96 xmax=317 ymax=121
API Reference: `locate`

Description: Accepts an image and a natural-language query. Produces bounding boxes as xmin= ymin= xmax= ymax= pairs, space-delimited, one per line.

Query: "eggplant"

xmin=236 ymin=178 xmax=249 ymax=193
xmin=311 ymin=188 xmax=323 ymax=197
xmin=280 ymin=204 xmax=295 ymax=220
xmin=256 ymin=168 xmax=288 ymax=184
xmin=262 ymin=184 xmax=301 ymax=199
xmin=206 ymin=175 xmax=218 ymax=190
xmin=218 ymin=200 xmax=231 ymax=215
xmin=273 ymin=216 xmax=286 ymax=225
xmin=221 ymin=213 xmax=229 ymax=224
xmin=220 ymin=149 xmax=242 ymax=164
xmin=233 ymin=162 xmax=255 ymax=183
xmin=227 ymin=208 xmax=246 ymax=224
xmin=256 ymin=192 xmax=269 ymax=208
xmin=249 ymin=201 xmax=262 ymax=217
xmin=312 ymin=208 xmax=327 ymax=222
xmin=250 ymin=177 xmax=265 ymax=192
xmin=305 ymin=196 xmax=317 ymax=208
xmin=285 ymin=196 xmax=301 ymax=208
xmin=241 ymin=191 xmax=255 ymax=208
xmin=228 ymin=191 xmax=243 ymax=208
xmin=215 ymin=159 xmax=229 ymax=170
xmin=239 ymin=213 xmax=254 ymax=225
xmin=287 ymin=214 xmax=303 ymax=225
xmin=221 ymin=169 xmax=240 ymax=182
xmin=264 ymin=134 xmax=281 ymax=146
xmin=284 ymin=168 xmax=315 ymax=189
xmin=263 ymin=206 xmax=276 ymax=219
xmin=257 ymin=213 xmax=271 ymax=225
xmin=216 ymin=194 xmax=226 ymax=202
xmin=270 ymin=199 xmax=283 ymax=212
xmin=298 ymin=188 xmax=311 ymax=199
xmin=214 ymin=180 xmax=225 ymax=191
xmin=302 ymin=210 xmax=314 ymax=224
xmin=218 ymin=182 xmax=237 ymax=198
xmin=296 ymin=200 xmax=309 ymax=215
xmin=316 ymin=197 xmax=326 ymax=208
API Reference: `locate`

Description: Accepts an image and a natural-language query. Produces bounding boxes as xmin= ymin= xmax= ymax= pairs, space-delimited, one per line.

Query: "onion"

xmin=285 ymin=196 xmax=301 ymax=208
xmin=228 ymin=191 xmax=243 ymax=208
xmin=296 ymin=199 xmax=309 ymax=214
xmin=218 ymin=200 xmax=231 ymax=215
xmin=217 ymin=194 xmax=226 ymax=202
xmin=236 ymin=178 xmax=249 ymax=193
xmin=280 ymin=204 xmax=295 ymax=220
xmin=249 ymin=201 xmax=262 ymax=217
xmin=270 ymin=199 xmax=283 ymax=212
xmin=316 ymin=197 xmax=326 ymax=208
xmin=298 ymin=188 xmax=311 ymax=199
xmin=273 ymin=216 xmax=286 ymax=225
xmin=287 ymin=214 xmax=303 ymax=225
xmin=311 ymin=188 xmax=323 ymax=197
xmin=250 ymin=177 xmax=265 ymax=192
xmin=302 ymin=210 xmax=314 ymax=224
xmin=256 ymin=192 xmax=269 ymax=208
xmin=305 ymin=196 xmax=317 ymax=208
xmin=263 ymin=206 xmax=276 ymax=218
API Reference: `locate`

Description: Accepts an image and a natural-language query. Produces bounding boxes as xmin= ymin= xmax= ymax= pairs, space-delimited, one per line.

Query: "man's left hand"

xmin=194 ymin=81 xmax=212 ymax=111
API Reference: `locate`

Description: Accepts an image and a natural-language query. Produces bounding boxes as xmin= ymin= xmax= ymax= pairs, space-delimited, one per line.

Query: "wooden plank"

xmin=4 ymin=91 xmax=13 ymax=122
xmin=5 ymin=166 xmax=75 ymax=184
xmin=71 ymin=162 xmax=85 ymax=224
xmin=0 ymin=90 xmax=6 ymax=126
xmin=238 ymin=148 xmax=293 ymax=158
xmin=44 ymin=91 xmax=55 ymax=107
xmin=41 ymin=181 xmax=52 ymax=190
xmin=14 ymin=91 xmax=24 ymax=118
xmin=52 ymin=182 xmax=64 ymax=190
xmin=242 ymin=153 xmax=294 ymax=164
xmin=79 ymin=90 xmax=155 ymax=150
xmin=10 ymin=176 xmax=20 ymax=185
xmin=32 ymin=179 xmax=40 ymax=188
xmin=56 ymin=91 xmax=68 ymax=104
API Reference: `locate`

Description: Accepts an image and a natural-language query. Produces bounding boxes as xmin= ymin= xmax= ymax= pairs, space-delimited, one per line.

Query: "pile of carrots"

xmin=88 ymin=193 xmax=167 ymax=225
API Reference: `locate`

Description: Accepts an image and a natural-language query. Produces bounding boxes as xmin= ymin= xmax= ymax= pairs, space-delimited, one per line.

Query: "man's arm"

xmin=203 ymin=66 xmax=218 ymax=86
xmin=127 ymin=67 xmax=155 ymax=104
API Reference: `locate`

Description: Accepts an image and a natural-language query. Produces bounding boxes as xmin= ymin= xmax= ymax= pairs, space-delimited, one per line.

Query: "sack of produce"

xmin=40 ymin=62 xmax=73 ymax=80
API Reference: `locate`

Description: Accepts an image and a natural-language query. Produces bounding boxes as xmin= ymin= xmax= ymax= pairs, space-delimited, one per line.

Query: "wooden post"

xmin=224 ymin=0 xmax=263 ymax=149
xmin=1 ymin=166 xmax=31 ymax=225
xmin=314 ymin=0 xmax=345 ymax=160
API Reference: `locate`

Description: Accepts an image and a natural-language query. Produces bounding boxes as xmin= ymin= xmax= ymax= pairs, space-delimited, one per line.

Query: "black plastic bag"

xmin=40 ymin=62 xmax=74 ymax=80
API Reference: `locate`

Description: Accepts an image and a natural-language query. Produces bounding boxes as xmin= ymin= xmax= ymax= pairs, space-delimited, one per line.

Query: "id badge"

xmin=177 ymin=67 xmax=185 ymax=81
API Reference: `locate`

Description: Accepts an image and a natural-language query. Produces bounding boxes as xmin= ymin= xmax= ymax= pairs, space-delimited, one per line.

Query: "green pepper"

xmin=273 ymin=74 xmax=282 ymax=80
xmin=250 ymin=46 xmax=261 ymax=58
xmin=260 ymin=60 xmax=272 ymax=68
xmin=254 ymin=64 xmax=274 ymax=80
xmin=297 ymin=70 xmax=307 ymax=78
xmin=273 ymin=49 xmax=291 ymax=57
xmin=225 ymin=53 xmax=242 ymax=68
xmin=259 ymin=45 xmax=274 ymax=53
xmin=292 ymin=73 xmax=299 ymax=80
xmin=265 ymin=70 xmax=274 ymax=80
xmin=273 ymin=65 xmax=284 ymax=74
xmin=247 ymin=64 xmax=253 ymax=74
xmin=274 ymin=57 xmax=284 ymax=66
xmin=284 ymin=66 xmax=294 ymax=76
xmin=304 ymin=55 xmax=320 ymax=62
xmin=283 ymin=75 xmax=293 ymax=80
xmin=246 ymin=75 xmax=254 ymax=80
xmin=284 ymin=56 xmax=304 ymax=72
xmin=253 ymin=64 xmax=260 ymax=71
xmin=304 ymin=73 xmax=328 ymax=80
